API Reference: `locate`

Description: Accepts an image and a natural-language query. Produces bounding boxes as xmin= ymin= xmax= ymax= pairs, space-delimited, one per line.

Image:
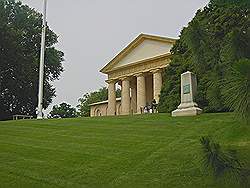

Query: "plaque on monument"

xmin=183 ymin=84 xmax=190 ymax=94
xmin=172 ymin=71 xmax=202 ymax=116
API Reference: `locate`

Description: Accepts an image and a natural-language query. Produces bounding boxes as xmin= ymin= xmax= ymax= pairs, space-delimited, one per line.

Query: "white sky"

xmin=20 ymin=0 xmax=210 ymax=112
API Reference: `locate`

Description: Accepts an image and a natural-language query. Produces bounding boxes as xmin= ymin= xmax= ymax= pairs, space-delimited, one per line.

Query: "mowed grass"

xmin=0 ymin=113 xmax=249 ymax=188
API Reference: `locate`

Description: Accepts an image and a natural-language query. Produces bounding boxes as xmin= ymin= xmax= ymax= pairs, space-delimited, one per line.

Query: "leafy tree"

xmin=159 ymin=0 xmax=250 ymax=113
xmin=49 ymin=103 xmax=77 ymax=118
xmin=77 ymin=87 xmax=121 ymax=117
xmin=0 ymin=0 xmax=64 ymax=120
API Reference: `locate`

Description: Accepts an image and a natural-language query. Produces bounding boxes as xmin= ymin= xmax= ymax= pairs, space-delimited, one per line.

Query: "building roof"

xmin=89 ymin=98 xmax=121 ymax=106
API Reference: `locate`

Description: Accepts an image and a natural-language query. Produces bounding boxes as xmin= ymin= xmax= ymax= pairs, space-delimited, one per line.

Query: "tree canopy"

xmin=49 ymin=103 xmax=77 ymax=118
xmin=77 ymin=87 xmax=121 ymax=117
xmin=159 ymin=0 xmax=250 ymax=114
xmin=0 ymin=0 xmax=64 ymax=120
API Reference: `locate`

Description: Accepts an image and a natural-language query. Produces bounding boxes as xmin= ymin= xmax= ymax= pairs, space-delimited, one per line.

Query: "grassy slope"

xmin=0 ymin=113 xmax=249 ymax=188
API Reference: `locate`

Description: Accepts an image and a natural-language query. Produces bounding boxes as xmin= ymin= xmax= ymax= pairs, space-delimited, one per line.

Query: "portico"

xmin=90 ymin=34 xmax=176 ymax=117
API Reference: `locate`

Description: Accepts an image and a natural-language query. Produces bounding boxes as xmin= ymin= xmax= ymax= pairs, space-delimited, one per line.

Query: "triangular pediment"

xmin=100 ymin=34 xmax=176 ymax=73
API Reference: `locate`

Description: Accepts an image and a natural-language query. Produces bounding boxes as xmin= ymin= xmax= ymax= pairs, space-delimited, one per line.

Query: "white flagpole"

xmin=37 ymin=0 xmax=47 ymax=119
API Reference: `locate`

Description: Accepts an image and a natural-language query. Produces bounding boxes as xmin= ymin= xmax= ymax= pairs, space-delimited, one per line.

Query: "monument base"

xmin=172 ymin=71 xmax=202 ymax=117
xmin=172 ymin=106 xmax=202 ymax=117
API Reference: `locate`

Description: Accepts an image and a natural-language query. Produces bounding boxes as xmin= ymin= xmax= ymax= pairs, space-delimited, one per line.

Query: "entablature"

xmin=107 ymin=53 xmax=171 ymax=81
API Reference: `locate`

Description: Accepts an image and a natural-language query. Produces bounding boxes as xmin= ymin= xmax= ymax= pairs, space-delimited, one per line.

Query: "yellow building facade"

xmin=90 ymin=34 xmax=176 ymax=117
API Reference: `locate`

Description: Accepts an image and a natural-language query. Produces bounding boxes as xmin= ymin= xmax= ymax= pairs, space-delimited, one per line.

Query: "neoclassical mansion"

xmin=90 ymin=34 xmax=176 ymax=117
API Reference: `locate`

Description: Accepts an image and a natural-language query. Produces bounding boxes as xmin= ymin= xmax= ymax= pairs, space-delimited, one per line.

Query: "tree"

xmin=49 ymin=103 xmax=77 ymax=118
xmin=159 ymin=0 xmax=250 ymax=113
xmin=77 ymin=87 xmax=121 ymax=117
xmin=0 ymin=0 xmax=64 ymax=120
xmin=221 ymin=59 xmax=250 ymax=124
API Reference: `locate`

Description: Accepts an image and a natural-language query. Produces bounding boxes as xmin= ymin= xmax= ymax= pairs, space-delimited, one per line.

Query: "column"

xmin=153 ymin=69 xmax=162 ymax=103
xmin=130 ymin=78 xmax=137 ymax=114
xmin=107 ymin=80 xmax=116 ymax=116
xmin=136 ymin=73 xmax=146 ymax=114
xmin=121 ymin=77 xmax=130 ymax=115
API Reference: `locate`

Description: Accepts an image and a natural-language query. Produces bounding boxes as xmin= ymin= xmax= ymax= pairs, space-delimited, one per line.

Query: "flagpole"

xmin=37 ymin=0 xmax=47 ymax=119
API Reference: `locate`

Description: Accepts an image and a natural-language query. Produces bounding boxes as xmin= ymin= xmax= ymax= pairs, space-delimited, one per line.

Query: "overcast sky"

xmin=21 ymin=0 xmax=209 ymax=112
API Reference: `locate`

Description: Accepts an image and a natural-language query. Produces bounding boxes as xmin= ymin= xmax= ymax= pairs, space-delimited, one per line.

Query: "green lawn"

xmin=0 ymin=113 xmax=249 ymax=188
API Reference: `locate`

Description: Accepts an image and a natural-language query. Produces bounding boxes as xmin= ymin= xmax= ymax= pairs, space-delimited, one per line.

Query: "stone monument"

xmin=172 ymin=71 xmax=202 ymax=116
